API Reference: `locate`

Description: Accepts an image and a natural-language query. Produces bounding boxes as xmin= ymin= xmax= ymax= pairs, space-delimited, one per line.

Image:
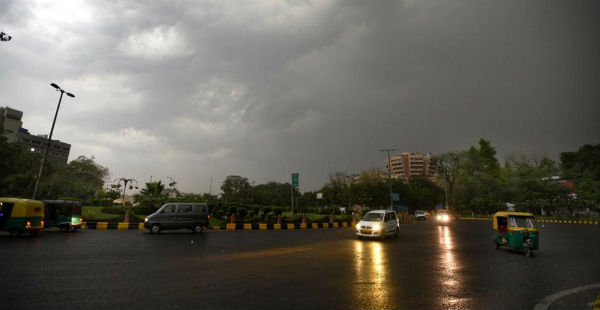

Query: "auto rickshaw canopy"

xmin=492 ymin=211 xmax=535 ymax=229
xmin=0 ymin=198 xmax=44 ymax=217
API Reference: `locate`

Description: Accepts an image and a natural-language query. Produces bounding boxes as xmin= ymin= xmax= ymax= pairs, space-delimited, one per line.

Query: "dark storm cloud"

xmin=2 ymin=0 xmax=599 ymax=192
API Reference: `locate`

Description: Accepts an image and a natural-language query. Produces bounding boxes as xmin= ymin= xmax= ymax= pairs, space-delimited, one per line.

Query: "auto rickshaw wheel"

xmin=524 ymin=247 xmax=532 ymax=257
xmin=29 ymin=230 xmax=39 ymax=237
xmin=394 ymin=228 xmax=399 ymax=238
xmin=495 ymin=240 xmax=500 ymax=249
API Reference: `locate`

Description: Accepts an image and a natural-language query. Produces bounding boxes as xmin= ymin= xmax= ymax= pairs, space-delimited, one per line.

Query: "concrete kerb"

xmin=80 ymin=221 xmax=358 ymax=231
xmin=458 ymin=217 xmax=600 ymax=226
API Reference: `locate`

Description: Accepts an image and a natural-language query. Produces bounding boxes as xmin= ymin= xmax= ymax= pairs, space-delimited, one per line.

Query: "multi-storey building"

xmin=1 ymin=106 xmax=71 ymax=164
xmin=384 ymin=152 xmax=437 ymax=181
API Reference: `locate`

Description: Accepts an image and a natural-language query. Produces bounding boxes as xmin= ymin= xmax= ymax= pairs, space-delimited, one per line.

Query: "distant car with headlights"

xmin=436 ymin=209 xmax=452 ymax=225
xmin=356 ymin=210 xmax=399 ymax=239
xmin=415 ymin=210 xmax=427 ymax=221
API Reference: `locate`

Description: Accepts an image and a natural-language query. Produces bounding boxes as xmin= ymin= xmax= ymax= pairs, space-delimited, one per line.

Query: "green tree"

xmin=406 ymin=177 xmax=444 ymax=209
xmin=220 ymin=175 xmax=251 ymax=203
xmin=455 ymin=139 xmax=505 ymax=214
xmin=561 ymin=143 xmax=600 ymax=209
xmin=504 ymin=153 xmax=566 ymax=214
xmin=434 ymin=151 xmax=465 ymax=208
xmin=252 ymin=181 xmax=292 ymax=207
xmin=134 ymin=181 xmax=167 ymax=213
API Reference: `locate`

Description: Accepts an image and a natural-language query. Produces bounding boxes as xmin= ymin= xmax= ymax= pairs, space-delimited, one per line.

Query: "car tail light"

xmin=208 ymin=213 xmax=211 ymax=219
xmin=41 ymin=220 xmax=45 ymax=227
xmin=26 ymin=221 xmax=31 ymax=228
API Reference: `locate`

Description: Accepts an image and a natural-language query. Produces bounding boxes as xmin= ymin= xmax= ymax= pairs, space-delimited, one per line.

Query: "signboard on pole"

xmin=292 ymin=173 xmax=299 ymax=188
xmin=392 ymin=193 xmax=400 ymax=201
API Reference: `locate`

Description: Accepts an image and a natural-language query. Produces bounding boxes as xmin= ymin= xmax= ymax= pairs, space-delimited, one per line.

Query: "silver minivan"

xmin=144 ymin=203 xmax=210 ymax=234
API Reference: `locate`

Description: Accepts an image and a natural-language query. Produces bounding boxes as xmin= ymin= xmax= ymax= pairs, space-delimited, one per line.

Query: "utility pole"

xmin=380 ymin=148 xmax=398 ymax=210
xmin=209 ymin=176 xmax=213 ymax=197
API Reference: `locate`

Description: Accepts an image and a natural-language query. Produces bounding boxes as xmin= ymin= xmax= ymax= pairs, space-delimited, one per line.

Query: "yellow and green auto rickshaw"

xmin=42 ymin=200 xmax=82 ymax=232
xmin=493 ymin=211 xmax=539 ymax=257
xmin=0 ymin=198 xmax=45 ymax=236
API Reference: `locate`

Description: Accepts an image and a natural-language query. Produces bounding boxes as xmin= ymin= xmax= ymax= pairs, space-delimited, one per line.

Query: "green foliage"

xmin=252 ymin=181 xmax=293 ymax=207
xmin=0 ymin=130 xmax=110 ymax=202
xmin=133 ymin=181 xmax=167 ymax=214
xmin=101 ymin=206 xmax=123 ymax=215
xmin=561 ymin=143 xmax=600 ymax=208
xmin=238 ymin=207 xmax=248 ymax=218
xmin=221 ymin=175 xmax=251 ymax=203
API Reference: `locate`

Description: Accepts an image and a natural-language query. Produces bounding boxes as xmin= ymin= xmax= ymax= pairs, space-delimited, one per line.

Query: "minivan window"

xmin=178 ymin=205 xmax=192 ymax=213
xmin=390 ymin=212 xmax=396 ymax=219
xmin=193 ymin=205 xmax=206 ymax=213
xmin=384 ymin=213 xmax=391 ymax=222
xmin=161 ymin=205 xmax=175 ymax=214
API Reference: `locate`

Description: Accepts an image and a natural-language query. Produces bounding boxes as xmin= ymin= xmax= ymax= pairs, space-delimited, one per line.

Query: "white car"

xmin=415 ymin=210 xmax=427 ymax=220
xmin=356 ymin=210 xmax=399 ymax=239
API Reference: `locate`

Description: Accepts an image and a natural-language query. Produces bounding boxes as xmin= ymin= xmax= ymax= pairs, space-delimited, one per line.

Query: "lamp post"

xmin=32 ymin=83 xmax=75 ymax=199
xmin=347 ymin=175 xmax=353 ymax=212
xmin=112 ymin=178 xmax=139 ymax=214
xmin=380 ymin=147 xmax=398 ymax=210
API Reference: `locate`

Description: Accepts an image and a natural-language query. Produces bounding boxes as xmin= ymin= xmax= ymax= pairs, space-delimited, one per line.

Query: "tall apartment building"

xmin=1 ymin=106 xmax=71 ymax=164
xmin=384 ymin=152 xmax=437 ymax=181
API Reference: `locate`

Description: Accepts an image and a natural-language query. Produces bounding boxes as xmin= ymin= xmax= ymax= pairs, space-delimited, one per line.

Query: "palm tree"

xmin=139 ymin=181 xmax=166 ymax=197
xmin=134 ymin=181 xmax=167 ymax=213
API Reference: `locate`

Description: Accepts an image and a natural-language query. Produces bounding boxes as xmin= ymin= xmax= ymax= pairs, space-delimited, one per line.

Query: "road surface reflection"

xmin=353 ymin=241 xmax=391 ymax=309
xmin=437 ymin=225 xmax=469 ymax=309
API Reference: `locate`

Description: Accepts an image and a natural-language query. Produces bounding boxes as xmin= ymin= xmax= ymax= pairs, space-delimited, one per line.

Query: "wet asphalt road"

xmin=0 ymin=220 xmax=599 ymax=309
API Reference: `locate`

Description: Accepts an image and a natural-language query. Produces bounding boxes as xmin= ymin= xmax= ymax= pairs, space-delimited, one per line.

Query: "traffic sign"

xmin=392 ymin=193 xmax=400 ymax=201
xmin=292 ymin=173 xmax=299 ymax=188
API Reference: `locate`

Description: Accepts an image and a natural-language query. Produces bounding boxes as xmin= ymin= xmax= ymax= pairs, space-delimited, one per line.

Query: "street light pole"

xmin=347 ymin=175 xmax=352 ymax=212
xmin=32 ymin=83 xmax=75 ymax=199
xmin=380 ymin=148 xmax=398 ymax=210
xmin=112 ymin=178 xmax=138 ymax=214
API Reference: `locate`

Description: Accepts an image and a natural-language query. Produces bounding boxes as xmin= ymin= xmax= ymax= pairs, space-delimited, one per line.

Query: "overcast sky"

xmin=2 ymin=0 xmax=599 ymax=193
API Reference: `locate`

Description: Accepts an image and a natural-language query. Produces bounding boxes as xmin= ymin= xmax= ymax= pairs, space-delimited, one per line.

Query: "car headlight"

xmin=436 ymin=215 xmax=441 ymax=220
xmin=443 ymin=215 xmax=449 ymax=221
xmin=144 ymin=217 xmax=148 ymax=222
xmin=355 ymin=223 xmax=361 ymax=230
xmin=372 ymin=224 xmax=381 ymax=231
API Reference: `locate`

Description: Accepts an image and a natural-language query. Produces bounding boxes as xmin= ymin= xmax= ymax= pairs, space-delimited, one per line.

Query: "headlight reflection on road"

xmin=353 ymin=241 xmax=390 ymax=309
xmin=437 ymin=225 xmax=468 ymax=308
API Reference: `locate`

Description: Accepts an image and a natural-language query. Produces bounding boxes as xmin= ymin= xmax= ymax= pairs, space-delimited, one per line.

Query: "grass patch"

xmin=82 ymin=206 xmax=121 ymax=221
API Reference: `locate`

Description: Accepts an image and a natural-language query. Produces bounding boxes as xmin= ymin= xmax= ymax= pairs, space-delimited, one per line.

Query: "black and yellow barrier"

xmin=81 ymin=221 xmax=356 ymax=231
xmin=218 ymin=222 xmax=355 ymax=231
xmin=459 ymin=217 xmax=600 ymax=225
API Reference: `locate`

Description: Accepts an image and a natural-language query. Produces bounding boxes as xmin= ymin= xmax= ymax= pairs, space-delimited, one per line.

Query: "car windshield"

xmin=362 ymin=213 xmax=384 ymax=222
xmin=509 ymin=216 xmax=536 ymax=228
xmin=416 ymin=210 xmax=425 ymax=214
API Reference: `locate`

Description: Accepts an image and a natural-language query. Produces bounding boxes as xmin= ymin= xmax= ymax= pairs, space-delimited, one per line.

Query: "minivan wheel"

xmin=150 ymin=224 xmax=161 ymax=234
xmin=192 ymin=224 xmax=203 ymax=234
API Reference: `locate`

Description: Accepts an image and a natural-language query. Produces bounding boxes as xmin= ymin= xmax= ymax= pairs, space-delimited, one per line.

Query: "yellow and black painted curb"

xmin=459 ymin=217 xmax=600 ymax=226
xmin=80 ymin=222 xmax=356 ymax=231
xmin=214 ymin=221 xmax=354 ymax=230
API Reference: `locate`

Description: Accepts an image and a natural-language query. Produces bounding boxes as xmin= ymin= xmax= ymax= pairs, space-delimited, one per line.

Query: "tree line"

xmin=3 ymin=127 xmax=598 ymax=217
